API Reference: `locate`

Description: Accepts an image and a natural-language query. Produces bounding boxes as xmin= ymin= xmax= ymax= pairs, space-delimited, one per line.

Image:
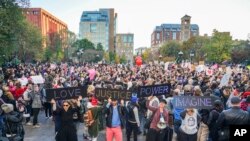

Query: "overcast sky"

xmin=30 ymin=0 xmax=250 ymax=49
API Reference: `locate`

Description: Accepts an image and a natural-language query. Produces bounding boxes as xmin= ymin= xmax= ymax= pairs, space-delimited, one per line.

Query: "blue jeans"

xmin=139 ymin=112 xmax=146 ymax=132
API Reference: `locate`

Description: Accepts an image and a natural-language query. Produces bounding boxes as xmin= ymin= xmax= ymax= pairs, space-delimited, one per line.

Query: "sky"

xmin=30 ymin=0 xmax=250 ymax=49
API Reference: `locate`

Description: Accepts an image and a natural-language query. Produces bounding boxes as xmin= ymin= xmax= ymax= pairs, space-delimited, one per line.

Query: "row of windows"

xmin=25 ymin=11 xmax=39 ymax=15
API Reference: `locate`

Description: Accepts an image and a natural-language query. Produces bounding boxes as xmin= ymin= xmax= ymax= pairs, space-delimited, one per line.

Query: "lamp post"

xmin=177 ymin=51 xmax=183 ymax=64
xmin=190 ymin=50 xmax=195 ymax=64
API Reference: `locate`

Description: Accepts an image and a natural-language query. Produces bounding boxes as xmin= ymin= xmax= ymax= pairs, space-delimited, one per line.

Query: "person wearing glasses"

xmin=51 ymin=96 xmax=82 ymax=141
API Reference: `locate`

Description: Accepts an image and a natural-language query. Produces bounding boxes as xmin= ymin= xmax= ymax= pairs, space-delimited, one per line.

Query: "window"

xmin=90 ymin=23 xmax=97 ymax=33
xmin=33 ymin=11 xmax=39 ymax=15
xmin=173 ymin=32 xmax=177 ymax=40
xmin=123 ymin=36 xmax=127 ymax=43
xmin=128 ymin=36 xmax=133 ymax=43
xmin=156 ymin=33 xmax=160 ymax=40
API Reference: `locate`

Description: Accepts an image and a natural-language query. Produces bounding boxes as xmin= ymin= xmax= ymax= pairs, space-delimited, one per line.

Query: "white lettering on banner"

xmin=140 ymin=86 xmax=169 ymax=96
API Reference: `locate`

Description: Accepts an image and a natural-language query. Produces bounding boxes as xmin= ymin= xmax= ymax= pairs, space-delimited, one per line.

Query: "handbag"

xmin=6 ymin=121 xmax=22 ymax=141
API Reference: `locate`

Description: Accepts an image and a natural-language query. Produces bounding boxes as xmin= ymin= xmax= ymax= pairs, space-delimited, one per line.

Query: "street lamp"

xmin=177 ymin=51 xmax=183 ymax=64
xmin=190 ymin=50 xmax=195 ymax=64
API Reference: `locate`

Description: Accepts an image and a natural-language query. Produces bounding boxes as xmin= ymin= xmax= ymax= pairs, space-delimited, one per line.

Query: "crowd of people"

xmin=0 ymin=61 xmax=250 ymax=141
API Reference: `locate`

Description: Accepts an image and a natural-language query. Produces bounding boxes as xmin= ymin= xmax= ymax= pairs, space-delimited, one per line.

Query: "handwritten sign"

xmin=31 ymin=75 xmax=44 ymax=84
xmin=46 ymin=87 xmax=87 ymax=101
xmin=172 ymin=96 xmax=214 ymax=109
xmin=18 ymin=78 xmax=28 ymax=86
xmin=137 ymin=84 xmax=171 ymax=97
xmin=95 ymin=88 xmax=132 ymax=100
xmin=219 ymin=73 xmax=231 ymax=87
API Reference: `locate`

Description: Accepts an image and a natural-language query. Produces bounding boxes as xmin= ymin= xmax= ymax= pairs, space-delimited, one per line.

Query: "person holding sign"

xmin=51 ymin=96 xmax=82 ymax=141
xmin=178 ymin=108 xmax=201 ymax=141
xmin=146 ymin=96 xmax=169 ymax=141
xmin=105 ymin=98 xmax=125 ymax=141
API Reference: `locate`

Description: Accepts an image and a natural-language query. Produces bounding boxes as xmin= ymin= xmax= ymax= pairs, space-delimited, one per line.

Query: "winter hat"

xmin=91 ymin=97 xmax=98 ymax=106
xmin=131 ymin=95 xmax=138 ymax=103
xmin=1 ymin=103 xmax=14 ymax=114
xmin=231 ymin=97 xmax=241 ymax=104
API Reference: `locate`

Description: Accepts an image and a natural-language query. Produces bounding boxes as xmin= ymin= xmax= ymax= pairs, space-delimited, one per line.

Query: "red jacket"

xmin=14 ymin=87 xmax=27 ymax=100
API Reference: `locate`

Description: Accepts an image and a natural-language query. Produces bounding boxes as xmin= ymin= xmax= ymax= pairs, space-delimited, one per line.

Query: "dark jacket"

xmin=207 ymin=108 xmax=222 ymax=141
xmin=3 ymin=111 xmax=24 ymax=138
xmin=216 ymin=106 xmax=250 ymax=140
xmin=105 ymin=103 xmax=125 ymax=128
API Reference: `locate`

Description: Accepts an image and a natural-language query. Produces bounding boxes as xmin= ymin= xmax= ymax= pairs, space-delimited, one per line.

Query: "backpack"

xmin=83 ymin=109 xmax=94 ymax=126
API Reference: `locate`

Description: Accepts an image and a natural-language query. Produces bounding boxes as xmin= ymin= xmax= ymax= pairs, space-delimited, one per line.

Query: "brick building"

xmin=151 ymin=15 xmax=199 ymax=47
xmin=23 ymin=8 xmax=68 ymax=48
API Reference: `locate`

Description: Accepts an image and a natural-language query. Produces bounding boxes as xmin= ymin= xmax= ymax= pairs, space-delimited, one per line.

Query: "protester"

xmin=29 ymin=84 xmax=42 ymax=128
xmin=51 ymin=96 xmax=82 ymax=141
xmin=178 ymin=108 xmax=201 ymax=141
xmin=216 ymin=96 xmax=250 ymax=141
xmin=105 ymin=98 xmax=125 ymax=141
xmin=146 ymin=96 xmax=169 ymax=141
xmin=126 ymin=95 xmax=140 ymax=141
xmin=1 ymin=103 xmax=25 ymax=141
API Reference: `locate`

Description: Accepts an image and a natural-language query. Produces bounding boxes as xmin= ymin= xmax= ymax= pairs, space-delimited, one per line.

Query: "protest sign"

xmin=219 ymin=73 xmax=231 ymax=87
xmin=206 ymin=69 xmax=213 ymax=76
xmin=31 ymin=75 xmax=44 ymax=84
xmin=46 ymin=86 xmax=87 ymax=101
xmin=18 ymin=78 xmax=28 ymax=86
xmin=137 ymin=84 xmax=171 ymax=97
xmin=95 ymin=88 xmax=132 ymax=100
xmin=172 ymin=96 xmax=214 ymax=109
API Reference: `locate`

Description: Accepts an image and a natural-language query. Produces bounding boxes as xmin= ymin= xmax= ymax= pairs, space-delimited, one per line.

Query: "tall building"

xmin=115 ymin=33 xmax=134 ymax=63
xmin=151 ymin=15 xmax=199 ymax=47
xmin=79 ymin=8 xmax=117 ymax=51
xmin=23 ymin=8 xmax=68 ymax=48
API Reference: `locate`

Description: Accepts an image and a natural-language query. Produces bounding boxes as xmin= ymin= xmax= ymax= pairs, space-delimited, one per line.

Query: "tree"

xmin=204 ymin=29 xmax=233 ymax=63
xmin=160 ymin=41 xmax=181 ymax=58
xmin=120 ymin=54 xmax=127 ymax=64
xmin=109 ymin=51 xmax=115 ymax=63
xmin=181 ymin=36 xmax=210 ymax=62
xmin=73 ymin=38 xmax=95 ymax=51
xmin=96 ymin=43 xmax=104 ymax=51
xmin=231 ymin=40 xmax=250 ymax=64
xmin=0 ymin=0 xmax=33 ymax=63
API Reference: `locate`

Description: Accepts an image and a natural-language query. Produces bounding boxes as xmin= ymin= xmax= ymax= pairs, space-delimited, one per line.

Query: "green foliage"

xmin=231 ymin=40 xmax=250 ymax=64
xmin=0 ymin=0 xmax=43 ymax=63
xmin=109 ymin=52 xmax=115 ymax=63
xmin=120 ymin=54 xmax=127 ymax=64
xmin=204 ymin=29 xmax=233 ymax=63
xmin=73 ymin=38 xmax=95 ymax=51
xmin=160 ymin=41 xmax=181 ymax=58
xmin=96 ymin=43 xmax=104 ymax=51
xmin=181 ymin=36 xmax=210 ymax=62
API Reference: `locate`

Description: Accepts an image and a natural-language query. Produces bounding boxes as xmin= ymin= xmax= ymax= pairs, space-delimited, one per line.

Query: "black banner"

xmin=95 ymin=88 xmax=133 ymax=100
xmin=46 ymin=86 xmax=87 ymax=101
xmin=137 ymin=84 xmax=171 ymax=97
xmin=172 ymin=96 xmax=214 ymax=109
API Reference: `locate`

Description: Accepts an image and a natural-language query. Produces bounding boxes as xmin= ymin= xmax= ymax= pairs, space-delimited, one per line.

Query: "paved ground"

xmin=24 ymin=111 xmax=146 ymax=141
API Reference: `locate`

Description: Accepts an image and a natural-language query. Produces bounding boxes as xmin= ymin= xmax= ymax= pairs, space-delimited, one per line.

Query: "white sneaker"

xmin=33 ymin=124 xmax=40 ymax=128
xmin=25 ymin=122 xmax=32 ymax=126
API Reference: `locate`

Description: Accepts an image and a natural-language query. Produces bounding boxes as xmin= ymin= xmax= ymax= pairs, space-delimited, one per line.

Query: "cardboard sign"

xmin=219 ymin=73 xmax=231 ymax=87
xmin=18 ymin=78 xmax=28 ymax=86
xmin=172 ymin=96 xmax=214 ymax=109
xmin=206 ymin=69 xmax=213 ymax=76
xmin=95 ymin=88 xmax=132 ymax=100
xmin=137 ymin=84 xmax=171 ymax=97
xmin=31 ymin=75 xmax=44 ymax=84
xmin=46 ymin=86 xmax=87 ymax=101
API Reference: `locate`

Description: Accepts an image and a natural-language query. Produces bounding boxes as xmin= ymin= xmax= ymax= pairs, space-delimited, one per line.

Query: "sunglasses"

xmin=63 ymin=105 xmax=69 ymax=107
